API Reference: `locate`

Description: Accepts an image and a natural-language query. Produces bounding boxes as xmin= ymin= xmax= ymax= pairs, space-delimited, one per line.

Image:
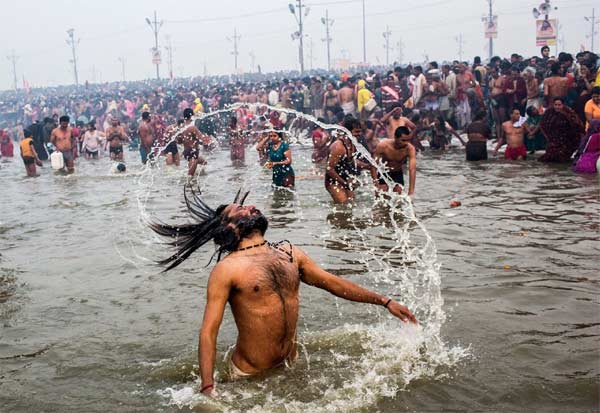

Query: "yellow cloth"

xmin=193 ymin=102 xmax=204 ymax=114
xmin=20 ymin=137 xmax=34 ymax=158
xmin=357 ymin=80 xmax=371 ymax=113
xmin=584 ymin=99 xmax=600 ymax=130
xmin=595 ymin=71 xmax=600 ymax=87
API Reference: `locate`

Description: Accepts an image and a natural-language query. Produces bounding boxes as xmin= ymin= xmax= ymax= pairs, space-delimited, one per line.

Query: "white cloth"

xmin=82 ymin=131 xmax=101 ymax=152
xmin=341 ymin=101 xmax=356 ymax=115
xmin=456 ymin=99 xmax=471 ymax=129
xmin=268 ymin=90 xmax=279 ymax=106
xmin=445 ymin=72 xmax=457 ymax=99
xmin=412 ymin=73 xmax=427 ymax=105
xmin=526 ymin=98 xmax=542 ymax=110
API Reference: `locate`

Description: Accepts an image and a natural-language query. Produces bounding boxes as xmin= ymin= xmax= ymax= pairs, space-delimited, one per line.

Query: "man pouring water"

xmin=150 ymin=189 xmax=417 ymax=396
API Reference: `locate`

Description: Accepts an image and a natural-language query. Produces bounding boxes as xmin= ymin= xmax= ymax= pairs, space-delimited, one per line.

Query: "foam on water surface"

xmin=158 ymin=322 xmax=468 ymax=412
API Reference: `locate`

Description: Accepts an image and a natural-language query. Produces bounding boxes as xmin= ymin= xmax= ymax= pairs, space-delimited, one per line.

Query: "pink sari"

xmin=573 ymin=133 xmax=600 ymax=173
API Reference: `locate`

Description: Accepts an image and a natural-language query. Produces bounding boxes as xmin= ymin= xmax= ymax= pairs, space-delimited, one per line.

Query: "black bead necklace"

xmin=236 ymin=240 xmax=268 ymax=252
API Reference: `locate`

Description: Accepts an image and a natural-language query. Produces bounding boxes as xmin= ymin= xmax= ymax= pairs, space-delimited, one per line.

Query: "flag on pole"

xmin=22 ymin=76 xmax=30 ymax=94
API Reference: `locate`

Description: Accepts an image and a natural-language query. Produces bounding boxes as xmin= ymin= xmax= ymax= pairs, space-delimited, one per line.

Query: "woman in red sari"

xmin=539 ymin=98 xmax=585 ymax=163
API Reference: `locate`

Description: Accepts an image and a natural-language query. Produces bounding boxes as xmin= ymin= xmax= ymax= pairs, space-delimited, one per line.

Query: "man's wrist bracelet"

xmin=200 ymin=383 xmax=214 ymax=393
xmin=383 ymin=298 xmax=392 ymax=308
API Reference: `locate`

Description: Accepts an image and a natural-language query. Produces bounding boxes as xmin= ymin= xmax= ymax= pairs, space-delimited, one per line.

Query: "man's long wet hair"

xmin=149 ymin=186 xmax=254 ymax=271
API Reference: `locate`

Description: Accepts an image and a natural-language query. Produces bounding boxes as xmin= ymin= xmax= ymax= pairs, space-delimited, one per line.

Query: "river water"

xmin=0 ymin=137 xmax=598 ymax=412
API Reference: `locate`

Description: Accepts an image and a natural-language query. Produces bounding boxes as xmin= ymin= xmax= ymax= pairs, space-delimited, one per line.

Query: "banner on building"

xmin=536 ymin=19 xmax=557 ymax=46
xmin=484 ymin=16 xmax=498 ymax=39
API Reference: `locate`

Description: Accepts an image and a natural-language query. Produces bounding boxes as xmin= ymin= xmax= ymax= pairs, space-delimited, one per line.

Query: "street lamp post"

xmin=145 ymin=10 xmax=163 ymax=80
xmin=321 ymin=10 xmax=334 ymax=71
xmin=66 ymin=28 xmax=79 ymax=86
xmin=289 ymin=1 xmax=309 ymax=73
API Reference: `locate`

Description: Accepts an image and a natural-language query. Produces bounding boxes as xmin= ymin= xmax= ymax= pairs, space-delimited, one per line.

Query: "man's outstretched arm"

xmin=198 ymin=263 xmax=232 ymax=396
xmin=296 ymin=247 xmax=417 ymax=323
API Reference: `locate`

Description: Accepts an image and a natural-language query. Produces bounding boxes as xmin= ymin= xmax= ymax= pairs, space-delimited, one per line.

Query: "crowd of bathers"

xmin=1 ymin=46 xmax=599 ymax=175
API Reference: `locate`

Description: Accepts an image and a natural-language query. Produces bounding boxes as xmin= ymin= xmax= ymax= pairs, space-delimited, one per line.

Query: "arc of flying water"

xmin=142 ymin=103 xmax=443 ymax=327
xmin=143 ymin=104 xmax=466 ymax=412
xmin=143 ymin=103 xmax=432 ymax=282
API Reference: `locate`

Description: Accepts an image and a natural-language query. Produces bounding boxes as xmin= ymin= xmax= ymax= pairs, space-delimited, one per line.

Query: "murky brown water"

xmin=0 ymin=142 xmax=598 ymax=412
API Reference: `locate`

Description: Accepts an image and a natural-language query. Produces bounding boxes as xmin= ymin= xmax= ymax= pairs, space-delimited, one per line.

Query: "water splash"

xmin=134 ymin=104 xmax=470 ymax=412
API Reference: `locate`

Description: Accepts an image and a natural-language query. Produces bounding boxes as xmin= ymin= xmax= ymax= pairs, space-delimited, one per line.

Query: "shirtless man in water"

xmin=105 ymin=116 xmax=128 ymax=161
xmin=177 ymin=108 xmax=209 ymax=176
xmin=371 ymin=126 xmax=416 ymax=195
xmin=380 ymin=104 xmax=416 ymax=140
xmin=493 ymin=108 xmax=528 ymax=160
xmin=338 ymin=81 xmax=356 ymax=116
xmin=50 ymin=115 xmax=75 ymax=173
xmin=138 ymin=111 xmax=155 ymax=164
xmin=163 ymin=119 xmax=183 ymax=166
xmin=150 ymin=189 xmax=417 ymax=397
xmin=543 ymin=62 xmax=570 ymax=108
xmin=322 ymin=81 xmax=340 ymax=114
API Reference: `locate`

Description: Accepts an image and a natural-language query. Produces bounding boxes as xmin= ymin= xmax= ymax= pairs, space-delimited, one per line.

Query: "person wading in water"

xmin=150 ymin=188 xmax=417 ymax=397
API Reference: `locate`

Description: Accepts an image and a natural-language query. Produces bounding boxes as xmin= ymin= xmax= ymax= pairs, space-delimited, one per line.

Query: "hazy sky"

xmin=1 ymin=0 xmax=597 ymax=89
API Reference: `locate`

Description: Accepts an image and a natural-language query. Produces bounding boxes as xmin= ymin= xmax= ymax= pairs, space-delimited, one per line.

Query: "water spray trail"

xmin=139 ymin=104 xmax=468 ymax=412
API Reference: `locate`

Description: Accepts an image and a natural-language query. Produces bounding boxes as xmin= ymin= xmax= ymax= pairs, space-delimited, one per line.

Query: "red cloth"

xmin=1 ymin=140 xmax=14 ymax=157
xmin=539 ymin=106 xmax=585 ymax=162
xmin=504 ymin=145 xmax=527 ymax=160
xmin=269 ymin=113 xmax=283 ymax=129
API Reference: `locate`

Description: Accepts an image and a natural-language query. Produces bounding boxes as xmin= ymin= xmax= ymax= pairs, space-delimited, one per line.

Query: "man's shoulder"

xmin=376 ymin=138 xmax=392 ymax=151
xmin=210 ymin=258 xmax=238 ymax=278
xmin=291 ymin=243 xmax=306 ymax=256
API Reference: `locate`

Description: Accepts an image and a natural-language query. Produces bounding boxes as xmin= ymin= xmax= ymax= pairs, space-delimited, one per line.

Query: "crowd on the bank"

xmin=1 ymin=46 xmax=600 ymax=186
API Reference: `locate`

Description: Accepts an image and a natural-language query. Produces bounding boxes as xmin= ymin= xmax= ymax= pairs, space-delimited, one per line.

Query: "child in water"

xmin=20 ymin=129 xmax=43 ymax=177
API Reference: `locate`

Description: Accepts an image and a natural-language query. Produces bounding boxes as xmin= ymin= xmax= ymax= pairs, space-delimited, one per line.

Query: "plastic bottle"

xmin=50 ymin=151 xmax=64 ymax=170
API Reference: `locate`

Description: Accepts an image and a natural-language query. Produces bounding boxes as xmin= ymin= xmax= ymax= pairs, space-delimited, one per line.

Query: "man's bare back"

xmin=139 ymin=121 xmax=154 ymax=149
xmin=544 ymin=76 xmax=569 ymax=101
xmin=339 ymin=86 xmax=354 ymax=104
xmin=178 ymin=124 xmax=208 ymax=151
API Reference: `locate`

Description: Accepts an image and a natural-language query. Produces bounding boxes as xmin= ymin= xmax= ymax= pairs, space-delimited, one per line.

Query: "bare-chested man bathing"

xmin=178 ymin=108 xmax=209 ymax=176
xmin=371 ymin=126 xmax=417 ymax=196
xmin=380 ymin=104 xmax=416 ymax=140
xmin=151 ymin=189 xmax=417 ymax=397
xmin=493 ymin=108 xmax=528 ymax=160
xmin=50 ymin=115 xmax=75 ymax=173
